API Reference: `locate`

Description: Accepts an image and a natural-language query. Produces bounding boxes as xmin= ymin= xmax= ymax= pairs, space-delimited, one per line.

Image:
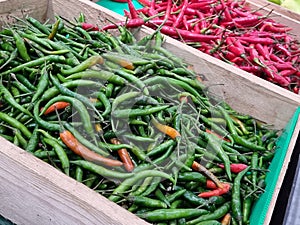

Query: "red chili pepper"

xmin=233 ymin=15 xmax=262 ymax=26
xmin=127 ymin=0 xmax=139 ymax=19
xmin=164 ymin=0 xmax=172 ymax=20
xmin=255 ymin=43 xmax=270 ymax=60
xmin=198 ymin=182 xmax=230 ymax=198
xmin=269 ymin=54 xmax=285 ymax=64
xmin=81 ymin=22 xmax=99 ymax=31
xmin=218 ymin=163 xmax=248 ymax=173
xmin=206 ymin=179 xmax=218 ymax=189
xmin=238 ymin=37 xmax=275 ymax=45
xmin=260 ymin=22 xmax=292 ymax=33
xmin=173 ymin=0 xmax=188 ymax=28
xmin=102 ymin=18 xmax=146 ymax=30
xmin=274 ymin=62 xmax=296 ymax=71
xmin=280 ymin=69 xmax=297 ymax=77
xmin=239 ymin=65 xmax=262 ymax=74
xmin=188 ymin=1 xmax=216 ymax=9
xmin=158 ymin=25 xmax=220 ymax=42
xmin=137 ymin=0 xmax=151 ymax=7
xmin=275 ymin=44 xmax=292 ymax=57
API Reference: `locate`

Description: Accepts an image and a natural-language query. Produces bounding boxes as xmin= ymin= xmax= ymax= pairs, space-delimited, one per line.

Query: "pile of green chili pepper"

xmin=0 ymin=14 xmax=279 ymax=225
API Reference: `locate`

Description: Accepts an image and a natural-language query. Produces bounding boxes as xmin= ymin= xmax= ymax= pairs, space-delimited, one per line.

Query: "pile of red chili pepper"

xmin=0 ymin=14 xmax=279 ymax=225
xmin=101 ymin=0 xmax=300 ymax=94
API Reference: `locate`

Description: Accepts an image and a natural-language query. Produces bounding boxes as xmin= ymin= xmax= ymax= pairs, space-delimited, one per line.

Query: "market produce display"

xmin=0 ymin=15 xmax=279 ymax=224
xmin=102 ymin=0 xmax=300 ymax=94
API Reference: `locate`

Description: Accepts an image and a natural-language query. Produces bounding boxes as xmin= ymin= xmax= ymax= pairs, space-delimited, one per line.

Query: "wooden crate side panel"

xmin=0 ymin=0 xmax=48 ymax=28
xmin=0 ymin=137 xmax=149 ymax=225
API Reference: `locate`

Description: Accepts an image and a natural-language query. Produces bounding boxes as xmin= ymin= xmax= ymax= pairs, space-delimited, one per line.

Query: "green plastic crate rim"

xmin=250 ymin=106 xmax=300 ymax=225
xmin=96 ymin=2 xmax=299 ymax=223
xmin=96 ymin=0 xmax=143 ymax=15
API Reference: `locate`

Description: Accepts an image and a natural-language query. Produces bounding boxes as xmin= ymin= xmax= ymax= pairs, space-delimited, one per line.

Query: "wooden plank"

xmin=50 ymin=0 xmax=300 ymax=130
xmin=0 ymin=0 xmax=48 ymax=28
xmin=0 ymin=136 xmax=149 ymax=225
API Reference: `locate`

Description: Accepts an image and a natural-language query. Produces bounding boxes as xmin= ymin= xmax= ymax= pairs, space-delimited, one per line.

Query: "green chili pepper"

xmin=109 ymin=170 xmax=175 ymax=202
xmin=65 ymin=69 xmax=126 ymax=86
xmin=0 ymin=48 xmax=18 ymax=70
xmin=0 ymin=55 xmax=65 ymax=76
xmin=130 ymin=176 xmax=153 ymax=196
xmin=186 ymin=202 xmax=231 ymax=225
xmin=33 ymin=150 xmax=57 ymax=158
xmin=155 ymin=188 xmax=171 ymax=207
xmin=136 ymin=208 xmax=209 ymax=222
xmin=147 ymin=139 xmax=176 ymax=157
xmin=202 ymin=131 xmax=232 ymax=180
xmin=48 ymin=19 xmax=61 ymax=40
xmin=166 ymin=189 xmax=187 ymax=203
xmin=0 ymin=112 xmax=32 ymax=139
xmin=41 ymin=79 xmax=101 ymax=102
xmin=14 ymin=129 xmax=28 ymax=149
xmin=70 ymin=160 xmax=133 ymax=179
xmin=129 ymin=195 xmax=168 ymax=209
xmin=195 ymin=220 xmax=222 ymax=225
xmin=26 ymin=17 xmax=51 ymax=35
xmin=232 ymin=134 xmax=266 ymax=151
xmin=43 ymin=137 xmax=70 ymax=176
xmin=25 ymin=125 xmax=39 ymax=152
xmin=0 ymin=83 xmax=33 ymax=117
xmin=114 ymin=69 xmax=149 ymax=95
xmin=11 ymin=29 xmax=31 ymax=62
xmin=231 ymin=167 xmax=250 ymax=224
xmin=242 ymin=196 xmax=253 ymax=224
xmin=112 ymin=105 xmax=169 ymax=119
xmin=61 ymin=55 xmax=103 ymax=75
xmin=178 ymin=172 xmax=206 ymax=183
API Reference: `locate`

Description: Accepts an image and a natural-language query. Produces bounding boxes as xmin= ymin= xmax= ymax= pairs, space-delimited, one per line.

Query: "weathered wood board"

xmin=0 ymin=0 xmax=300 ymax=225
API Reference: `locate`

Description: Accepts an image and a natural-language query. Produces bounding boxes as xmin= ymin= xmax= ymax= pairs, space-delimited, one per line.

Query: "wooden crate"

xmin=0 ymin=0 xmax=300 ymax=225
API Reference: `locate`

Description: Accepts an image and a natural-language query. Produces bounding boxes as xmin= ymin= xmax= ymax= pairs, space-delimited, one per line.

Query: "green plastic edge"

xmin=96 ymin=0 xmax=143 ymax=16
xmin=250 ymin=106 xmax=300 ymax=225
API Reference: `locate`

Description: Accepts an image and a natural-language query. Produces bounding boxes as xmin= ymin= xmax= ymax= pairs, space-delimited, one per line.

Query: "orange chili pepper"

xmin=60 ymin=130 xmax=123 ymax=167
xmin=221 ymin=213 xmax=232 ymax=225
xmin=110 ymin=138 xmax=134 ymax=172
xmin=151 ymin=116 xmax=181 ymax=140
xmin=205 ymin=128 xmax=231 ymax=142
xmin=42 ymin=101 xmax=70 ymax=115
